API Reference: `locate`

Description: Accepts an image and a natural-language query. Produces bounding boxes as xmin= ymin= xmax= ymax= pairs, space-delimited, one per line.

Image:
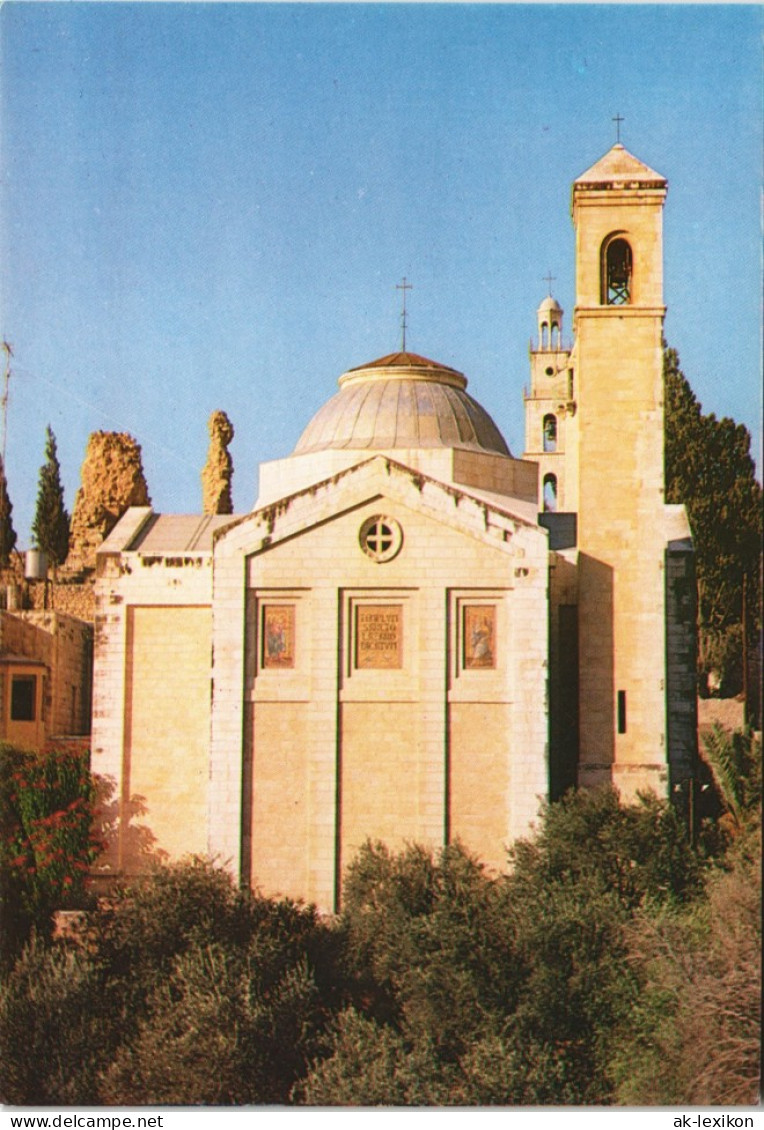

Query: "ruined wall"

xmin=1 ymin=557 xmax=95 ymax=622
xmin=26 ymin=576 xmax=95 ymax=620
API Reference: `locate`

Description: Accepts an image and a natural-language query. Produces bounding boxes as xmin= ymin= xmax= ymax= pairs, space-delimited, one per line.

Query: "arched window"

xmin=602 ymin=236 xmax=632 ymax=305
xmin=543 ymin=414 xmax=557 ymax=453
xmin=540 ymin=321 xmax=549 ymax=348
xmin=543 ymin=473 xmax=557 ymax=513
xmin=550 ymin=321 xmax=560 ymax=348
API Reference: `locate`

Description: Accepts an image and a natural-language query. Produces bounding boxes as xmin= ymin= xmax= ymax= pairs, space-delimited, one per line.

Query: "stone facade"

xmin=0 ymin=609 xmax=92 ymax=748
xmin=523 ymin=297 xmax=578 ymax=514
xmin=209 ymin=457 xmax=547 ymax=909
xmin=571 ymin=146 xmax=673 ymax=800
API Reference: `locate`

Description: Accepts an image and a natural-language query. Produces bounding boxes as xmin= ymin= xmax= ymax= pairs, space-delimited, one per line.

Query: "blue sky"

xmin=1 ymin=3 xmax=761 ymax=545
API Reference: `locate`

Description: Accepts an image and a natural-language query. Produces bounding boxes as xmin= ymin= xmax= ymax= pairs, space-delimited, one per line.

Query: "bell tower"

xmin=524 ymin=293 xmax=577 ymax=514
xmin=570 ymin=143 xmax=670 ymax=799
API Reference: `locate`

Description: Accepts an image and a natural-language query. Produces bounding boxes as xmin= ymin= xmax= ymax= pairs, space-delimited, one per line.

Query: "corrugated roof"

xmin=128 ymin=513 xmax=238 ymax=553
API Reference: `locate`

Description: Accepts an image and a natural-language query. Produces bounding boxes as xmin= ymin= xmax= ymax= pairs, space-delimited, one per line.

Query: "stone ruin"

xmin=201 ymin=410 xmax=234 ymax=515
xmin=67 ymin=431 xmax=151 ymax=572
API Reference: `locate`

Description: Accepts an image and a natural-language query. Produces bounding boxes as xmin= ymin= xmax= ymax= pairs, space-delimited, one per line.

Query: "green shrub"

xmin=100 ymin=942 xmax=323 ymax=1104
xmin=0 ymin=938 xmax=112 ymax=1104
xmin=299 ymin=789 xmax=703 ymax=1106
xmin=610 ymin=828 xmax=761 ymax=1106
xmin=1 ymin=858 xmax=346 ymax=1105
xmin=1 ymin=745 xmax=100 ymax=966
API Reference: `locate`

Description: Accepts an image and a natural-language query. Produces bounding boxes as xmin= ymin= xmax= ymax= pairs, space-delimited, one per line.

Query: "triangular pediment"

xmin=213 ymin=455 xmax=542 ymax=560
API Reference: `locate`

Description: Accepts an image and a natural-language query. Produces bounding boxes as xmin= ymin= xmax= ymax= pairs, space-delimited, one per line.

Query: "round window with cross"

xmin=359 ymin=515 xmax=403 ymax=563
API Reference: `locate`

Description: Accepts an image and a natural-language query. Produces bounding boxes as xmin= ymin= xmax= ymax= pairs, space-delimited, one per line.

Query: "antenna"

xmin=396 ymin=277 xmax=413 ymax=352
xmin=1 ymin=340 xmax=12 ymax=466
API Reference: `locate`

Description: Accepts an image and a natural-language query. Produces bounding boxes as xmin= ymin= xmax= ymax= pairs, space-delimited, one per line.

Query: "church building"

xmin=91 ymin=144 xmax=697 ymax=910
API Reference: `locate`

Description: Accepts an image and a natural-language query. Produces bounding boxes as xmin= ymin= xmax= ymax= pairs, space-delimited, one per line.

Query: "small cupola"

xmin=537 ymin=294 xmax=564 ymax=350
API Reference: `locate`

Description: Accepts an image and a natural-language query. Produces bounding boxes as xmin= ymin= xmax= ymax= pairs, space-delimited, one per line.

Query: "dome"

xmin=537 ymin=294 xmax=563 ymax=315
xmin=293 ymin=351 xmax=510 ymax=457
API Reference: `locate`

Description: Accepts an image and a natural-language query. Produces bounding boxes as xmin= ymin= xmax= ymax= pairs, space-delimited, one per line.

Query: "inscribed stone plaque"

xmin=463 ymin=605 xmax=496 ymax=669
xmin=356 ymin=604 xmax=402 ymax=669
xmin=262 ymin=605 xmax=295 ymax=669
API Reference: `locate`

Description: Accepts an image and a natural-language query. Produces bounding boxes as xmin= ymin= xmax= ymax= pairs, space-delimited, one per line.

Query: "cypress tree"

xmin=32 ymin=426 xmax=70 ymax=566
xmin=0 ymin=454 xmax=17 ymax=567
xmin=664 ymin=345 xmax=762 ymax=692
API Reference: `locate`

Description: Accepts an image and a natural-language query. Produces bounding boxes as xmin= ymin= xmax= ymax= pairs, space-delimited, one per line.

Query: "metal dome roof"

xmin=293 ymin=351 xmax=510 ymax=457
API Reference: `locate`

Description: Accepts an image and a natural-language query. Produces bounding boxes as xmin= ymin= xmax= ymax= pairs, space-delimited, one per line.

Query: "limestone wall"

xmin=91 ymin=542 xmax=214 ymax=872
xmin=124 ymin=605 xmax=211 ymax=860
xmin=25 ymin=576 xmax=96 ymax=620
xmin=572 ymin=173 xmax=670 ymax=800
xmin=0 ymin=610 xmax=92 ymax=742
xmin=1 ymin=552 xmax=96 ymax=622
xmin=211 ymin=457 xmax=549 ymax=911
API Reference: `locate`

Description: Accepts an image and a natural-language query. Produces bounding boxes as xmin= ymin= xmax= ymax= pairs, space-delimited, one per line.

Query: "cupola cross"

xmin=612 ymin=113 xmax=624 ymax=144
xmin=543 ymin=271 xmax=556 ymax=295
xmin=396 ymin=277 xmax=413 ymax=352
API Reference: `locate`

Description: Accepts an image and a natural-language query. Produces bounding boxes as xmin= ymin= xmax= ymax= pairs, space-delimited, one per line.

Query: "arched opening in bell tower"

xmin=601 ymin=235 xmax=632 ymax=305
xmin=543 ymin=414 xmax=558 ymax=452
xmin=543 ymin=473 xmax=558 ymax=512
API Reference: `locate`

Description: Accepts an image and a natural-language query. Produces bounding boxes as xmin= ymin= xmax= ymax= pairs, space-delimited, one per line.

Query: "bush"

xmin=3 ymin=787 xmax=752 ymax=1106
xmin=0 ymin=939 xmax=112 ymax=1104
xmin=341 ymin=841 xmax=522 ymax=1052
xmin=101 ymin=942 xmax=323 ymax=1105
xmin=1 ymin=858 xmax=346 ymax=1105
xmin=295 ymin=1007 xmax=453 ymax=1106
xmin=610 ymin=827 xmax=761 ymax=1106
xmin=1 ymin=745 xmax=100 ymax=967
xmin=298 ymin=790 xmax=704 ymax=1106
